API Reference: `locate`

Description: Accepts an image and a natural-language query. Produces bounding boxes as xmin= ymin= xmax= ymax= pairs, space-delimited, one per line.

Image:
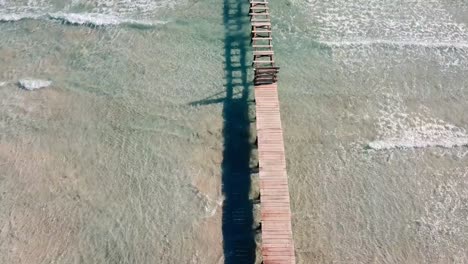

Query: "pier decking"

xmin=255 ymin=84 xmax=295 ymax=264
xmin=249 ymin=0 xmax=296 ymax=263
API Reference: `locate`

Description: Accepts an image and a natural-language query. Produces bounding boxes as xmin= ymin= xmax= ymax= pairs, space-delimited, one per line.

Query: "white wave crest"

xmin=305 ymin=0 xmax=468 ymax=69
xmin=368 ymin=94 xmax=468 ymax=150
xmin=307 ymin=0 xmax=468 ymax=45
xmin=321 ymin=40 xmax=468 ymax=50
xmin=47 ymin=12 xmax=166 ymax=27
xmin=0 ymin=13 xmax=42 ymax=22
xmin=369 ymin=129 xmax=468 ymax=150
xmin=0 ymin=12 xmax=167 ymax=27
xmin=19 ymin=79 xmax=52 ymax=90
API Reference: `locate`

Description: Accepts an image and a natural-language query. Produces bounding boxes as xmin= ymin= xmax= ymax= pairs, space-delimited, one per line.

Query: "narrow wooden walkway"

xmin=255 ymin=85 xmax=295 ymax=264
xmin=249 ymin=0 xmax=296 ymax=263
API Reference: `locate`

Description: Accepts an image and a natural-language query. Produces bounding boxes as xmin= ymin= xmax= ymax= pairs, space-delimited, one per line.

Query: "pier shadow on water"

xmin=220 ymin=0 xmax=256 ymax=262
xmin=189 ymin=0 xmax=256 ymax=262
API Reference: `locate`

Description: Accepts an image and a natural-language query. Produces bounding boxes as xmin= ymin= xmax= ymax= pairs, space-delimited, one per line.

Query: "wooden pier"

xmin=249 ymin=0 xmax=296 ymax=263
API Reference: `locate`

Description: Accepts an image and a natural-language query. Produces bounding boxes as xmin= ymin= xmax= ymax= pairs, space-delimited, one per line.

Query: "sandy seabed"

xmin=1 ymin=0 xmax=468 ymax=263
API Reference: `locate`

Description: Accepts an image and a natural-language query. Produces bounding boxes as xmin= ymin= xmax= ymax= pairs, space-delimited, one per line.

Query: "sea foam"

xmin=307 ymin=0 xmax=468 ymax=44
xmin=0 ymin=12 xmax=167 ymax=27
xmin=47 ymin=12 xmax=165 ymax=27
xmin=19 ymin=79 xmax=52 ymax=90
xmin=0 ymin=13 xmax=42 ymax=22
xmin=320 ymin=40 xmax=468 ymax=50
xmin=368 ymin=94 xmax=468 ymax=150
xmin=306 ymin=0 xmax=468 ymax=69
xmin=368 ymin=128 xmax=468 ymax=150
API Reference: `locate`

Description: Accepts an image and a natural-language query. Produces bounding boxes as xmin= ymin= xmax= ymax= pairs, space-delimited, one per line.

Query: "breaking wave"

xmin=305 ymin=0 xmax=468 ymax=69
xmin=47 ymin=12 xmax=166 ymax=27
xmin=368 ymin=94 xmax=468 ymax=150
xmin=0 ymin=13 xmax=42 ymax=22
xmin=0 ymin=12 xmax=167 ymax=27
xmin=320 ymin=40 xmax=468 ymax=50
xmin=306 ymin=0 xmax=468 ymax=44
xmin=368 ymin=131 xmax=468 ymax=150
xmin=18 ymin=79 xmax=52 ymax=91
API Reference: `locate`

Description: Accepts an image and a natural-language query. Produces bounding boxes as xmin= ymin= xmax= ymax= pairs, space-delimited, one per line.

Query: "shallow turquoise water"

xmin=274 ymin=1 xmax=468 ymax=263
xmin=1 ymin=0 xmax=468 ymax=263
xmin=0 ymin=1 xmax=228 ymax=263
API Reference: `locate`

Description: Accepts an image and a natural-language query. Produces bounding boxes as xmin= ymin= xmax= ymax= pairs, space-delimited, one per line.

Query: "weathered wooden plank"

xmin=251 ymin=5 xmax=295 ymax=262
xmin=260 ymin=186 xmax=290 ymax=192
xmin=260 ymin=178 xmax=289 ymax=182
xmin=250 ymin=12 xmax=270 ymax=15
xmin=262 ymin=254 xmax=295 ymax=261
xmin=260 ymin=198 xmax=291 ymax=203
xmin=260 ymin=191 xmax=290 ymax=196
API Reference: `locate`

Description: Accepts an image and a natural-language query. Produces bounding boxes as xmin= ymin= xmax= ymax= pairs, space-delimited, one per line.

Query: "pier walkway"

xmin=249 ymin=0 xmax=296 ymax=263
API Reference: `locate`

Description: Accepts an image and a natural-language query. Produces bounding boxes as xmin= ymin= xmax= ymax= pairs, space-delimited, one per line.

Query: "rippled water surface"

xmin=273 ymin=0 xmax=468 ymax=263
xmin=1 ymin=0 xmax=468 ymax=263
xmin=1 ymin=0 xmax=227 ymax=263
